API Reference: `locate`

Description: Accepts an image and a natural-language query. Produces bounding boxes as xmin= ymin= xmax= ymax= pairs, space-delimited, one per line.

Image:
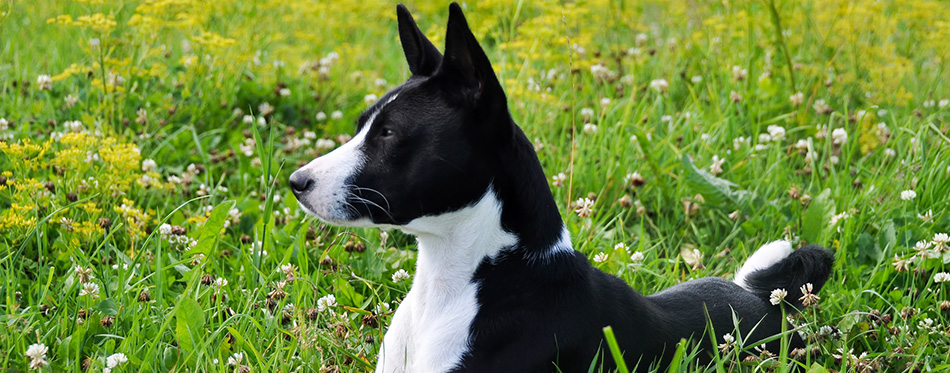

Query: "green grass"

xmin=2 ymin=0 xmax=950 ymax=371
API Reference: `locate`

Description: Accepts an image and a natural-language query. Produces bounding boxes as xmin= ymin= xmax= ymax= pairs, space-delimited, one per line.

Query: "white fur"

xmin=292 ymin=95 xmax=397 ymax=225
xmin=376 ymin=189 xmax=518 ymax=373
xmin=526 ymin=227 xmax=574 ymax=262
xmin=733 ymin=240 xmax=793 ymax=291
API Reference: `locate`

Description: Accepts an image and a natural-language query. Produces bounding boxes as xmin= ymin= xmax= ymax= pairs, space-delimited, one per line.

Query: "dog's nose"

xmin=289 ymin=171 xmax=314 ymax=193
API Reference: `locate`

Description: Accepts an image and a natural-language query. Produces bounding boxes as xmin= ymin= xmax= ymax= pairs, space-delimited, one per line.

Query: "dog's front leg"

xmin=376 ymin=297 xmax=414 ymax=373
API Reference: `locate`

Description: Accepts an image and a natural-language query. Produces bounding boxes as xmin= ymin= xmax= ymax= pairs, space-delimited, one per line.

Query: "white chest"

xmin=374 ymin=190 xmax=519 ymax=373
xmin=375 ymin=279 xmax=480 ymax=373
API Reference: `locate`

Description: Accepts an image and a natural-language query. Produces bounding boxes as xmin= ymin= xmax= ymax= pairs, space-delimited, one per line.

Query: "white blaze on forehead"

xmin=366 ymin=93 xmax=399 ymax=127
xmin=293 ymin=94 xmax=398 ymax=224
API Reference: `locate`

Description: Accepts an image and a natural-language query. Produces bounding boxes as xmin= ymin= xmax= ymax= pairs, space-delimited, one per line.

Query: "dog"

xmin=289 ymin=3 xmax=834 ymax=372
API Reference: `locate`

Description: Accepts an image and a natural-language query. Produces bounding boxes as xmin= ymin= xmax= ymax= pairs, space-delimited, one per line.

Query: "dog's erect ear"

xmin=397 ymin=4 xmax=442 ymax=76
xmin=439 ymin=3 xmax=506 ymax=109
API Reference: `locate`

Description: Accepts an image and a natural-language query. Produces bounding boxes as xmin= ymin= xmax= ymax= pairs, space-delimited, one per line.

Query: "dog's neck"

xmin=397 ymin=125 xmax=571 ymax=285
xmin=494 ymin=126 xmax=571 ymax=260
xmin=401 ymin=190 xmax=518 ymax=296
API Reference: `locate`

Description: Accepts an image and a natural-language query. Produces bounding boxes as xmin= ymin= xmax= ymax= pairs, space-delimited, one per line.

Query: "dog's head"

xmin=289 ymin=3 xmax=513 ymax=228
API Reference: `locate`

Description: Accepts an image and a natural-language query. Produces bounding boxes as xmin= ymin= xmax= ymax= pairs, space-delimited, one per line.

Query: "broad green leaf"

xmin=95 ymin=298 xmax=120 ymax=316
xmin=855 ymin=232 xmax=879 ymax=264
xmin=801 ymin=189 xmax=833 ymax=244
xmin=175 ymin=295 xmax=205 ymax=364
xmin=807 ymin=362 xmax=831 ymax=373
xmin=188 ymin=200 xmax=235 ymax=256
xmin=681 ymin=154 xmax=737 ymax=206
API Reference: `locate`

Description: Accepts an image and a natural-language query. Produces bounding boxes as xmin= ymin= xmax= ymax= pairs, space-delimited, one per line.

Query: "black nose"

xmin=289 ymin=172 xmax=314 ymax=193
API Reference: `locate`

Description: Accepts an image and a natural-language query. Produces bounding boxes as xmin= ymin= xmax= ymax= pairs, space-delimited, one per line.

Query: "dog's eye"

xmin=381 ymin=127 xmax=395 ymax=137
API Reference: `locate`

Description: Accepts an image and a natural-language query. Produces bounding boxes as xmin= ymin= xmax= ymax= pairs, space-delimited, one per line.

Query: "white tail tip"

xmin=734 ymin=240 xmax=793 ymax=291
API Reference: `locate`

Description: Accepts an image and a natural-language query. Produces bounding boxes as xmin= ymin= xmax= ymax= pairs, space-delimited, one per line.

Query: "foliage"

xmin=2 ymin=0 xmax=950 ymax=372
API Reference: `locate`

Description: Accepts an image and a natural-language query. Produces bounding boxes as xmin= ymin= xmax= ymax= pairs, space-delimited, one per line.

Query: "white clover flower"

xmin=364 ymin=94 xmax=378 ymax=105
xmin=831 ymin=128 xmax=848 ymax=145
xmin=551 ymin=172 xmax=567 ymax=187
xmin=89 ymin=38 xmax=100 ymax=48
xmin=315 ymin=138 xmax=336 ymax=153
xmin=374 ymin=302 xmax=391 ymax=314
xmin=900 ymin=190 xmax=917 ymax=201
xmin=80 ymin=282 xmax=100 ymax=298
xmin=317 ymin=294 xmax=337 ymax=312
xmin=660 ymin=115 xmax=672 ymax=123
xmin=793 ymin=139 xmax=808 ymax=151
xmin=939 ymin=99 xmax=949 ymax=109
xmin=582 ymin=123 xmax=598 ymax=134
xmin=590 ymin=64 xmax=612 ymax=81
xmin=242 ymin=115 xmax=254 ymax=124
xmin=65 ymin=94 xmax=79 ymax=108
xmin=256 ymin=116 xmax=266 ymax=127
xmin=635 ymin=32 xmax=648 ymax=46
xmin=331 ymin=110 xmax=343 ymax=120
xmin=37 ymin=74 xmax=53 ymax=90
xmin=691 ymin=75 xmax=702 ymax=84
xmin=227 ymin=352 xmax=244 ymax=365
xmin=789 ymin=92 xmax=804 ymax=106
xmin=718 ymin=333 xmax=735 ymax=352
xmin=815 ymin=124 xmax=828 ymax=139
xmin=829 ymin=211 xmax=849 ymax=227
xmin=374 ymin=78 xmax=388 ymax=88
xmin=258 ymin=102 xmax=274 ymax=116
xmin=25 ymin=343 xmax=48 ymax=369
xmin=649 ymin=79 xmax=669 ymax=93
xmin=392 ymin=269 xmax=411 ymax=283
xmin=279 ymin=88 xmax=291 ymax=97
xmin=769 ymin=288 xmax=787 ymax=305
xmin=731 ymin=65 xmax=747 ymax=81
xmin=141 ymin=158 xmax=157 ymax=172
xmin=934 ymin=272 xmax=950 ymax=283
xmin=135 ymin=108 xmax=148 ymax=125
xmin=614 ymin=243 xmax=627 ymax=251
xmin=933 ymin=233 xmax=949 ymax=253
xmin=106 ymin=353 xmax=128 ymax=368
xmin=66 ymin=120 xmax=84 ymax=132
xmin=593 ymin=252 xmax=608 ymax=263
xmin=25 ymin=343 xmax=48 ymax=360
xmin=884 ymin=148 xmax=896 ymax=157
xmin=579 ymin=107 xmax=595 ymax=121
xmin=213 ymin=277 xmax=228 ymax=288
xmin=0 ymin=117 xmax=7 ymax=131
xmin=767 ymin=125 xmax=786 ymax=141
xmin=709 ymin=155 xmax=725 ymax=175
xmin=574 ymin=198 xmax=594 ymax=218
xmin=932 ymin=233 xmax=949 ymax=245
xmin=630 ymin=251 xmax=645 ymax=263
xmin=813 ymin=99 xmax=831 ymax=114
xmin=729 ymin=90 xmax=742 ymax=102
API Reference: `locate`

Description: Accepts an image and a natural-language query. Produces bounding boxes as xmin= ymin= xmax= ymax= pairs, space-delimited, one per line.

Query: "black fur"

xmin=292 ymin=3 xmax=835 ymax=372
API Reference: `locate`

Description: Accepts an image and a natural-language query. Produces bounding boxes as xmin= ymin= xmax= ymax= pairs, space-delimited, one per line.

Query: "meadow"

xmin=2 ymin=0 xmax=950 ymax=371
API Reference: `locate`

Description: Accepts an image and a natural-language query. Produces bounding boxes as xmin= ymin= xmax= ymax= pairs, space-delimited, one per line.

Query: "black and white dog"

xmin=289 ymin=4 xmax=834 ymax=372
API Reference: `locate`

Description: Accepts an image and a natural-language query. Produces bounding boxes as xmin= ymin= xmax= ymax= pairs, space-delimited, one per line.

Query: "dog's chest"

xmin=374 ymin=191 xmax=518 ymax=373
xmin=377 ymin=277 xmax=481 ymax=373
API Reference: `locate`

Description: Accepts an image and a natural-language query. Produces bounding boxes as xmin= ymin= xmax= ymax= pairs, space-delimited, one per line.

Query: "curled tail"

xmin=733 ymin=241 xmax=834 ymax=310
